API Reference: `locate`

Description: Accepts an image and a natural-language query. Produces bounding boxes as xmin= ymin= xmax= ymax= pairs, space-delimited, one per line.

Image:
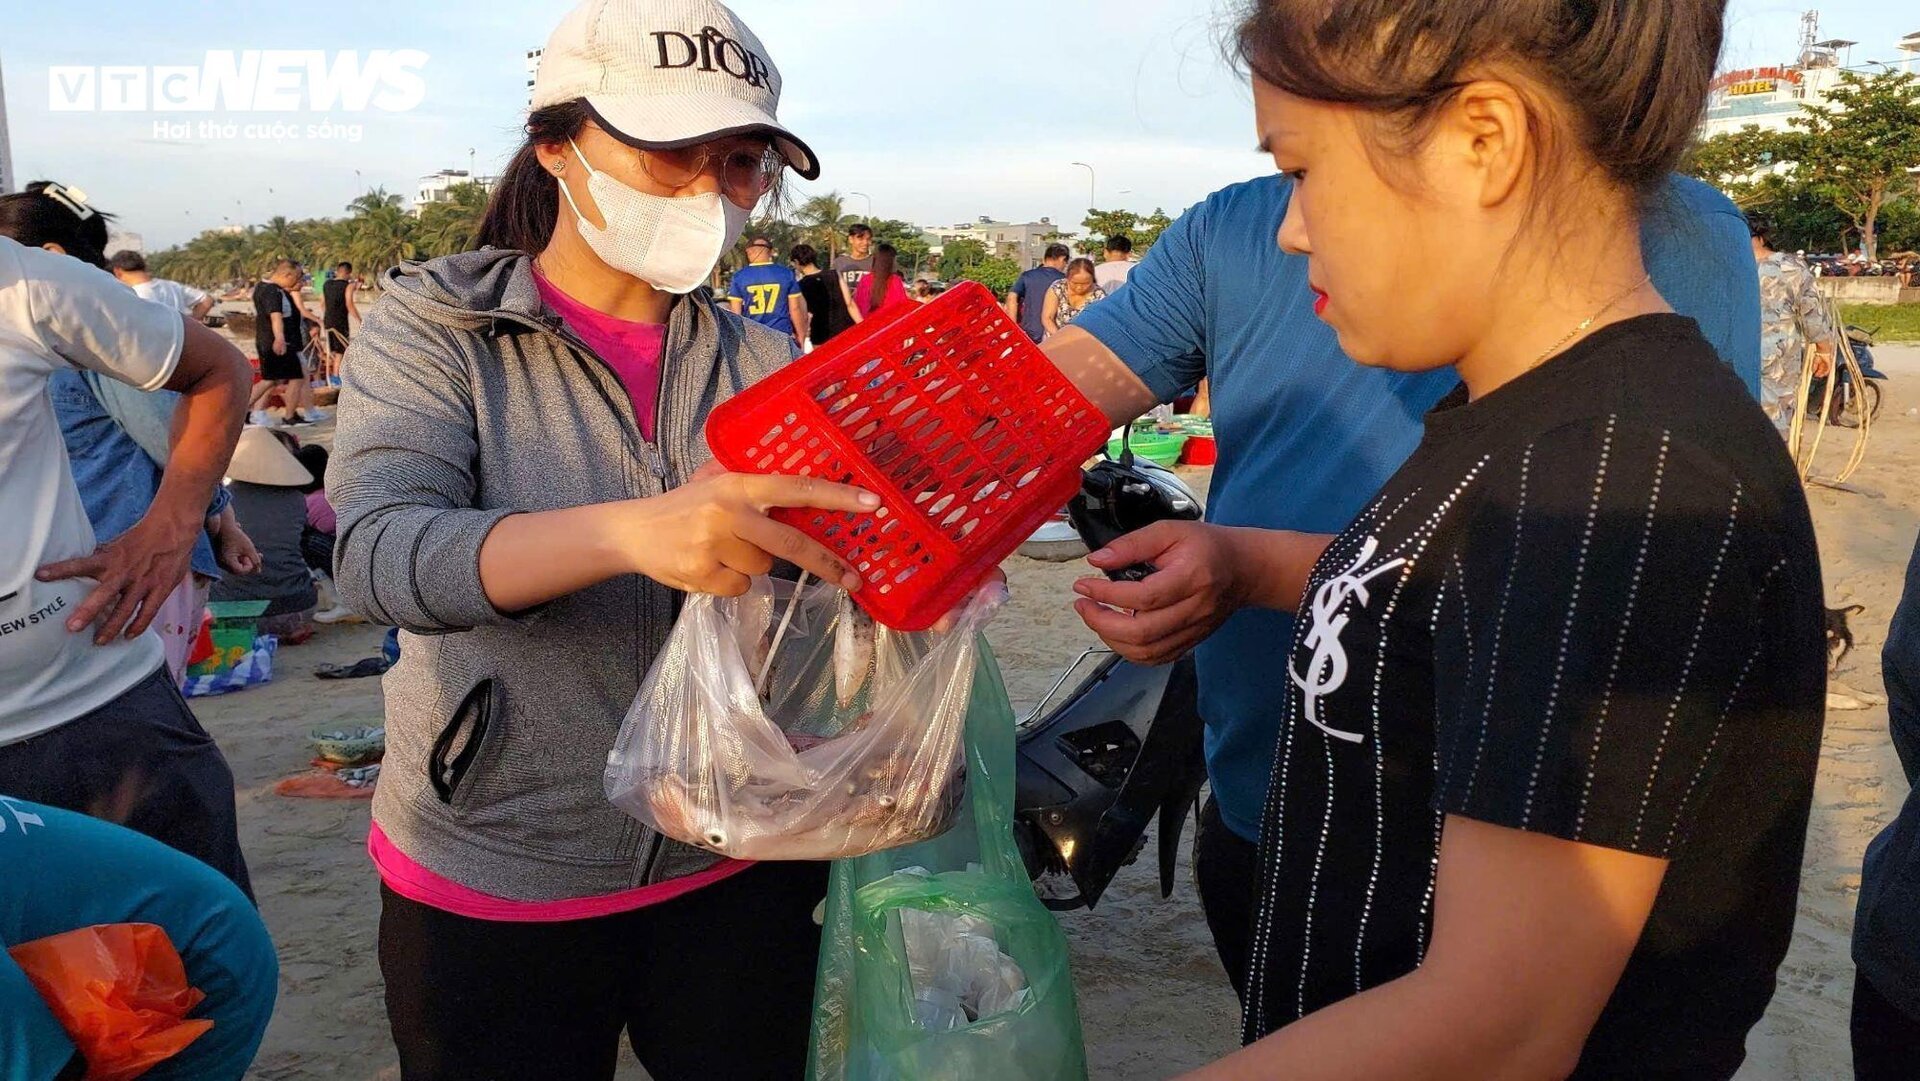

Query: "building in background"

xmin=413 ymin=169 xmax=496 ymax=215
xmin=1701 ymin=13 xmax=1920 ymax=139
xmin=106 ymin=229 xmax=144 ymax=255
xmin=0 ymin=53 xmax=15 ymax=196
xmin=924 ymin=217 xmax=1070 ymax=270
xmin=526 ymin=48 xmax=542 ymax=108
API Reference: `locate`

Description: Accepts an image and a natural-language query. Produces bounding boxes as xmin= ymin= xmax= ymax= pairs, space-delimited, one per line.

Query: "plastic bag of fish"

xmin=605 ymin=575 xmax=1006 ymax=861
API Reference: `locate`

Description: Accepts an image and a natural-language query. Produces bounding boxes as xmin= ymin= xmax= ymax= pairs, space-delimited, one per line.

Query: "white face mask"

xmin=556 ymin=137 xmax=752 ymax=294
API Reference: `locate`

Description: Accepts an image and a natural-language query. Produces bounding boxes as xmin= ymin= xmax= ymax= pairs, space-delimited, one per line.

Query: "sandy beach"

xmin=207 ymin=345 xmax=1920 ymax=1079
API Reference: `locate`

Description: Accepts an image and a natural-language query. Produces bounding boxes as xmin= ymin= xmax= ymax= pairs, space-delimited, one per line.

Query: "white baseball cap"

xmin=532 ymin=0 xmax=820 ymax=180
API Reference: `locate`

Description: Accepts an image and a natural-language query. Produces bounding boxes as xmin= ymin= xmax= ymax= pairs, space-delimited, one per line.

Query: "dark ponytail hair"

xmin=0 ymin=181 xmax=115 ymax=268
xmin=1233 ymin=0 xmax=1727 ymax=197
xmin=475 ymin=100 xmax=592 ymax=253
xmin=863 ymin=243 xmax=899 ymax=314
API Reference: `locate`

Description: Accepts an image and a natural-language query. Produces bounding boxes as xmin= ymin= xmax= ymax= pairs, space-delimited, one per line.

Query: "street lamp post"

xmin=1071 ymin=162 xmax=1095 ymax=214
xmin=849 ymin=190 xmax=873 ymax=222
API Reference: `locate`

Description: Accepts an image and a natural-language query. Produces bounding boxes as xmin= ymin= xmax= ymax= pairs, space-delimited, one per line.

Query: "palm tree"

xmin=415 ymin=181 xmax=490 ymax=258
xmin=344 ymin=203 xmax=417 ymax=281
xmin=262 ymin=215 xmax=303 ymax=263
xmin=722 ymin=213 xmax=808 ymax=272
xmin=347 ymin=187 xmax=405 ymax=216
xmin=795 ymin=192 xmax=853 ymax=259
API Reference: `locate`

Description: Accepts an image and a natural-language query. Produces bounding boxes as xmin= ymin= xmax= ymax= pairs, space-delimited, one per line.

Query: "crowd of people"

xmin=725 ymin=221 xmax=970 ymax=351
xmin=2 ymin=0 xmax=1917 ymax=1079
xmin=722 ymin=223 xmax=1136 ymax=351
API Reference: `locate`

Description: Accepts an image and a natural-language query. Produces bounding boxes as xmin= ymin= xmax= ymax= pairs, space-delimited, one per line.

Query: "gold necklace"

xmin=1530 ymin=274 xmax=1652 ymax=369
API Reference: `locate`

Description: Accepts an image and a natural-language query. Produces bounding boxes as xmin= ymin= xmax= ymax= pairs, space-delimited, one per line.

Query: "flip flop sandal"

xmin=314 ymin=656 xmax=393 ymax=680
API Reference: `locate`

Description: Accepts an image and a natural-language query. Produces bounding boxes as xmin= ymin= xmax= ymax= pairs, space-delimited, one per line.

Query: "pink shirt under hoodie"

xmin=369 ymin=272 xmax=751 ymax=921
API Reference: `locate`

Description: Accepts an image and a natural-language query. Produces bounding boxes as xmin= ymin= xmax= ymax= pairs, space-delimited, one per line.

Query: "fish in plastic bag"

xmin=605 ymin=576 xmax=1005 ymax=861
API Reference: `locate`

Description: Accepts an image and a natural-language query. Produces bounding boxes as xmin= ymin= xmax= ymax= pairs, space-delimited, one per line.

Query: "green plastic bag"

xmin=807 ymin=646 xmax=1089 ymax=1081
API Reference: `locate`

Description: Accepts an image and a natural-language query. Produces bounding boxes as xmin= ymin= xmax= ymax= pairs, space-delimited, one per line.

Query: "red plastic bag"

xmin=8 ymin=923 xmax=212 ymax=1081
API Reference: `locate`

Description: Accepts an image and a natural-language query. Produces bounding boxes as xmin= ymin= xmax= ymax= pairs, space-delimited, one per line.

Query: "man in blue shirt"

xmin=1007 ymin=244 xmax=1070 ymax=342
xmin=1851 ymin=532 xmax=1920 ymax=1078
xmin=1045 ymin=172 xmax=1761 ymax=999
xmin=725 ymin=236 xmax=803 ymax=346
xmin=0 ymin=796 xmax=277 ymax=1081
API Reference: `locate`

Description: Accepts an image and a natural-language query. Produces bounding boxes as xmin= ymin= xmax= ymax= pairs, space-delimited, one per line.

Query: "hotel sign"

xmin=1710 ymin=66 xmax=1804 ymax=97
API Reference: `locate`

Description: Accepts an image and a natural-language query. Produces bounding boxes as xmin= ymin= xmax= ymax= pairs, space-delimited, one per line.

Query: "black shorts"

xmin=0 ymin=665 xmax=252 ymax=897
xmin=324 ymin=323 xmax=350 ymax=352
xmin=257 ymin=340 xmax=304 ymax=381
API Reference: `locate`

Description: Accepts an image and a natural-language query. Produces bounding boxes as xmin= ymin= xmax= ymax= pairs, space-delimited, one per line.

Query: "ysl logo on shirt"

xmin=1290 ymin=536 xmax=1406 ymax=744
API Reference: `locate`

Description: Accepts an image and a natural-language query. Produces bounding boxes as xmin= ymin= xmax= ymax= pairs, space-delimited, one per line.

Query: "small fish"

xmin=737 ymin=591 xmax=775 ymax=692
xmin=834 ymin=592 xmax=876 ymax=709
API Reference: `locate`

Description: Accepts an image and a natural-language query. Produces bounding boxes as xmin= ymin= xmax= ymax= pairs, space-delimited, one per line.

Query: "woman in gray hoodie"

xmin=326 ymin=2 xmax=873 ymax=1077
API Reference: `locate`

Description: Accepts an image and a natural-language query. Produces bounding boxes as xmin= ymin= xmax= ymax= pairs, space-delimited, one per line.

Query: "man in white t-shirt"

xmin=0 ymin=235 xmax=254 ymax=892
xmin=108 ymin=248 xmax=214 ymax=320
xmin=1094 ymin=233 xmax=1134 ymax=295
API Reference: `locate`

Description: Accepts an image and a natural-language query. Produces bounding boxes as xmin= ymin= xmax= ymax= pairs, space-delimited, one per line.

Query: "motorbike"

xmin=1012 ymin=433 xmax=1211 ymax=910
xmin=1809 ymin=324 xmax=1889 ymax=430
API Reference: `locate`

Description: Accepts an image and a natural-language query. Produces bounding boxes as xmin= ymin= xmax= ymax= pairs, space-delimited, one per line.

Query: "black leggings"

xmin=1193 ymin=795 xmax=1259 ymax=1004
xmin=379 ymin=858 xmax=830 ymax=1081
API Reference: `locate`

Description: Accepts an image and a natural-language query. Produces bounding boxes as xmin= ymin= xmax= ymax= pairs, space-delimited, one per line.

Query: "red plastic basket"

xmin=706 ymin=281 xmax=1109 ymax=630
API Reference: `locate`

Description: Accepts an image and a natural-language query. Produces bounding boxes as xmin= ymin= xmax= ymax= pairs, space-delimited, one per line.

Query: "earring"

xmin=553 ymin=162 xmax=565 ymax=174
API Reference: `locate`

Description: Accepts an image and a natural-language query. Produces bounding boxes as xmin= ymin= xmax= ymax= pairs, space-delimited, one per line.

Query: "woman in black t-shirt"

xmin=1087 ymin=3 xmax=1824 ymax=1079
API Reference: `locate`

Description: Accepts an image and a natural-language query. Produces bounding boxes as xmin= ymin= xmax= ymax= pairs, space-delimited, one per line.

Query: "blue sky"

xmin=2 ymin=1 xmax=1912 ymax=249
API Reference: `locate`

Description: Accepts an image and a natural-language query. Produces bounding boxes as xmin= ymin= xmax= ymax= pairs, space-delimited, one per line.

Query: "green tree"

xmin=1075 ymin=206 xmax=1175 ymax=254
xmin=1752 ymin=175 xmax=1860 ymax=253
xmin=1880 ymin=196 xmax=1920 ymax=255
xmin=870 ymin=218 xmax=931 ymax=278
xmin=724 ymin=213 xmax=807 ymax=273
xmin=1685 ymin=127 xmax=1867 ymax=252
xmin=795 ymin=192 xmax=854 ymax=258
xmin=415 ymin=181 xmax=490 ymax=258
xmin=1784 ymin=70 xmax=1920 ymax=260
xmin=259 ymin=215 xmax=308 ymax=265
xmin=1684 ymin=125 xmax=1794 ymax=204
xmin=342 ymin=187 xmax=417 ymax=280
xmin=1077 ymin=208 xmax=1139 ymax=254
xmin=949 ymin=256 xmax=1021 ymax=297
xmin=936 ymin=237 xmax=990 ymax=278
xmin=1132 ymin=208 xmax=1174 ymax=251
xmin=150 ymin=225 xmax=264 ymax=289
